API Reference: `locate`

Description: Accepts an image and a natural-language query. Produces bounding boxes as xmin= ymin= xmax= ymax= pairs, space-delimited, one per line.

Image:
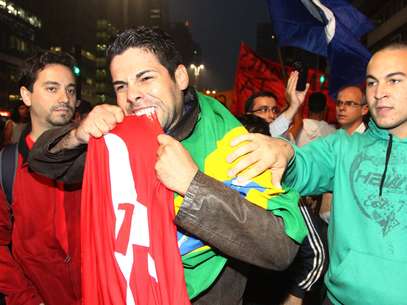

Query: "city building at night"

xmin=0 ymin=0 xmax=41 ymax=110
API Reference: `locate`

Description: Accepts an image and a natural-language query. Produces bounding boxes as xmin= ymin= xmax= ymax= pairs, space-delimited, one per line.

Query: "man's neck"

xmin=389 ymin=123 xmax=407 ymax=139
xmin=29 ymin=124 xmax=49 ymax=142
xmin=343 ymin=120 xmax=363 ymax=135
xmin=308 ymin=113 xmax=324 ymax=121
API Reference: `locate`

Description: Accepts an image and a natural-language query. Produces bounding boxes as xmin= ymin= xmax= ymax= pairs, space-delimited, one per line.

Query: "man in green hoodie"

xmin=227 ymin=42 xmax=407 ymax=305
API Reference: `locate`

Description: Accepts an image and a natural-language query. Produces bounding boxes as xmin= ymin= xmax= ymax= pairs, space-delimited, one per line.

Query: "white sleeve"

xmin=269 ymin=115 xmax=291 ymax=137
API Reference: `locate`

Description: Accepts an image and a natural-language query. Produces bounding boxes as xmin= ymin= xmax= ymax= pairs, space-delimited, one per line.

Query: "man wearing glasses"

xmin=336 ymin=86 xmax=369 ymax=134
xmin=245 ymin=72 xmax=306 ymax=138
xmin=320 ymin=86 xmax=370 ymax=223
xmin=245 ymin=91 xmax=281 ymax=124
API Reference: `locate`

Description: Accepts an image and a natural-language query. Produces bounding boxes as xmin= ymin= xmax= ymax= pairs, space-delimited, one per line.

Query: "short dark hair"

xmin=308 ymin=92 xmax=327 ymax=113
xmin=106 ymin=26 xmax=183 ymax=78
xmin=238 ymin=114 xmax=271 ymax=135
xmin=10 ymin=100 xmax=28 ymax=122
xmin=245 ymin=91 xmax=278 ymax=113
xmin=76 ymin=99 xmax=93 ymax=115
xmin=19 ymin=51 xmax=76 ymax=91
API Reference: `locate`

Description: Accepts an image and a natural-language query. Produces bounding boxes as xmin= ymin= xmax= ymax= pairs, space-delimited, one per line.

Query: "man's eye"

xmin=366 ymin=80 xmax=376 ymax=87
xmin=389 ymin=79 xmax=401 ymax=85
xmin=141 ymin=76 xmax=153 ymax=82
xmin=67 ymin=88 xmax=76 ymax=96
xmin=115 ymin=85 xmax=125 ymax=92
xmin=46 ymin=87 xmax=57 ymax=93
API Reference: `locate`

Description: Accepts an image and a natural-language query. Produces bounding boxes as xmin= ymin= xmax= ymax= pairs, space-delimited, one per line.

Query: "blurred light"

xmin=50 ymin=46 xmax=62 ymax=52
xmin=0 ymin=111 xmax=11 ymax=117
xmin=205 ymin=90 xmax=211 ymax=95
xmin=190 ymin=64 xmax=204 ymax=77
xmin=8 ymin=94 xmax=19 ymax=101
xmin=2 ymin=1 xmax=41 ymax=28
xmin=212 ymin=90 xmax=216 ymax=94
xmin=319 ymin=75 xmax=326 ymax=83
xmin=272 ymin=35 xmax=275 ymax=39
xmin=73 ymin=66 xmax=81 ymax=76
xmin=7 ymin=3 xmax=17 ymax=15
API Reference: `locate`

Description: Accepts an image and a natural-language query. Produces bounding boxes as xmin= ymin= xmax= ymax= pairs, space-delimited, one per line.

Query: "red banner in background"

xmin=233 ymin=43 xmax=336 ymax=124
xmin=233 ymin=43 xmax=286 ymax=115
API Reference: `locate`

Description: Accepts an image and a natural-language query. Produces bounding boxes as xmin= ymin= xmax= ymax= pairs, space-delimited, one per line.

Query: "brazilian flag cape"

xmin=175 ymin=93 xmax=308 ymax=300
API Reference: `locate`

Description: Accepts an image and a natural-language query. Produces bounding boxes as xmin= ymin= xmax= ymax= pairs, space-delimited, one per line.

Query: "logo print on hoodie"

xmin=350 ymin=150 xmax=407 ymax=236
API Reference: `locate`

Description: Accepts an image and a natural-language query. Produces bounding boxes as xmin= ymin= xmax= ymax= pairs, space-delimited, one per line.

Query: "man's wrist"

xmin=50 ymin=128 xmax=82 ymax=153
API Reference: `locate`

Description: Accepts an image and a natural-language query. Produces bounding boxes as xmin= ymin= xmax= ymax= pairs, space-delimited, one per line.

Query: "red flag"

xmin=233 ymin=43 xmax=337 ymax=123
xmin=233 ymin=43 xmax=286 ymax=116
xmin=81 ymin=115 xmax=190 ymax=305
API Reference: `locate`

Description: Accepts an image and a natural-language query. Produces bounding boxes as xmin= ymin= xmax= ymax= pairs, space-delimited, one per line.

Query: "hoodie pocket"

xmin=328 ymin=249 xmax=407 ymax=305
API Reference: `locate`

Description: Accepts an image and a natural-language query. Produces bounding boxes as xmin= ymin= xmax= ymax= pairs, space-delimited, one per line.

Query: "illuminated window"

xmin=17 ymin=8 xmax=26 ymax=19
xmin=7 ymin=3 xmax=17 ymax=16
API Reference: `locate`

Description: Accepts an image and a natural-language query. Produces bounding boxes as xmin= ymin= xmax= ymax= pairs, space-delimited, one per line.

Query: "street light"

xmin=190 ymin=64 xmax=205 ymax=89
xmin=190 ymin=64 xmax=204 ymax=77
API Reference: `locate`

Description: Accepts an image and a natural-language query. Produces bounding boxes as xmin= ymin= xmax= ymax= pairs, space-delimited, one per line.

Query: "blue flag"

xmin=267 ymin=0 xmax=373 ymax=94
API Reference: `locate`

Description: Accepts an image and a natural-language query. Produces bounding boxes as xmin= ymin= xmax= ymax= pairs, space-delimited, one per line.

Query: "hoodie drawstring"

xmin=379 ymin=134 xmax=393 ymax=197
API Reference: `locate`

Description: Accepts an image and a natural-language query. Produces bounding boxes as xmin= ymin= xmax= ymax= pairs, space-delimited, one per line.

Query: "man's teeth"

xmin=134 ymin=107 xmax=155 ymax=116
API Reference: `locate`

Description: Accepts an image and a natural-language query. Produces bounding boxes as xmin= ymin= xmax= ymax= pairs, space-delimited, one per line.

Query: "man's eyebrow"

xmin=366 ymin=75 xmax=377 ymax=80
xmin=386 ymin=72 xmax=406 ymax=78
xmin=366 ymin=72 xmax=407 ymax=80
xmin=42 ymin=81 xmax=60 ymax=86
xmin=112 ymin=69 xmax=155 ymax=86
xmin=135 ymin=69 xmax=154 ymax=79
xmin=112 ymin=80 xmax=127 ymax=86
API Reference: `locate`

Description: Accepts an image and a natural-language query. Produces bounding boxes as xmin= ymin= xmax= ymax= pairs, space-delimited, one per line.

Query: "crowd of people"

xmin=0 ymin=26 xmax=406 ymax=305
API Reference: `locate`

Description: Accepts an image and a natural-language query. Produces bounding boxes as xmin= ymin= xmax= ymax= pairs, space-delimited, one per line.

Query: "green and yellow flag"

xmin=175 ymin=93 xmax=307 ymax=299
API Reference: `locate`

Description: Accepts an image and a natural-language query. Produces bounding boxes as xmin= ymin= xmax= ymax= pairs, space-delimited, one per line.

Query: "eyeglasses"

xmin=335 ymin=100 xmax=366 ymax=108
xmin=250 ymin=105 xmax=280 ymax=114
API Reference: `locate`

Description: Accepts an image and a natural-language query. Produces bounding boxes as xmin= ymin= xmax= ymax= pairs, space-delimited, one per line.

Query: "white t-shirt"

xmin=296 ymin=119 xmax=336 ymax=147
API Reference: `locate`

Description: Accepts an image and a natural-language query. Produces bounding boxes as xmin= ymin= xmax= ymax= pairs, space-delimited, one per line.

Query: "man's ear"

xmin=174 ymin=64 xmax=189 ymax=90
xmin=20 ymin=86 xmax=32 ymax=107
xmin=362 ymin=104 xmax=369 ymax=116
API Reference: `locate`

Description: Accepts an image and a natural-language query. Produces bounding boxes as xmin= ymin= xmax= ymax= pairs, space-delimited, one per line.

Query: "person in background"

xmin=320 ymin=86 xmax=369 ymax=223
xmin=335 ymin=85 xmax=369 ymax=134
xmin=296 ymin=92 xmax=336 ymax=147
xmin=3 ymin=100 xmax=30 ymax=145
xmin=72 ymin=99 xmax=93 ymax=124
xmin=245 ymin=71 xmax=308 ymax=140
xmin=0 ymin=51 xmax=81 ymax=305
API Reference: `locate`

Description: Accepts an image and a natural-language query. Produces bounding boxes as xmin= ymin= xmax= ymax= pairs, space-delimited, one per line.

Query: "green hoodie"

xmin=284 ymin=120 xmax=407 ymax=305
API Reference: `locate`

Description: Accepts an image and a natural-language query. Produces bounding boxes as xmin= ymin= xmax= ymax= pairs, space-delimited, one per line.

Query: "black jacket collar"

xmin=167 ymin=87 xmax=200 ymax=142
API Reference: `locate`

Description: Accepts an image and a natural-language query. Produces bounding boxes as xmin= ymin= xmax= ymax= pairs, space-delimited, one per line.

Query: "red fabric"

xmin=233 ymin=43 xmax=337 ymax=123
xmin=81 ymin=115 xmax=190 ymax=305
xmin=0 ymin=137 xmax=81 ymax=305
xmin=234 ymin=43 xmax=286 ymax=115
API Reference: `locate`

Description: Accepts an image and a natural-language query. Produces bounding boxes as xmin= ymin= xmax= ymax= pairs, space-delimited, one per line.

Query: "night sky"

xmin=168 ymin=0 xmax=270 ymax=91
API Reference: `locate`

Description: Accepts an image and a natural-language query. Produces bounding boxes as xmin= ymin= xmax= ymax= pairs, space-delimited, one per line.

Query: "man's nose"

xmin=374 ymin=82 xmax=388 ymax=101
xmin=127 ymin=83 xmax=143 ymax=104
